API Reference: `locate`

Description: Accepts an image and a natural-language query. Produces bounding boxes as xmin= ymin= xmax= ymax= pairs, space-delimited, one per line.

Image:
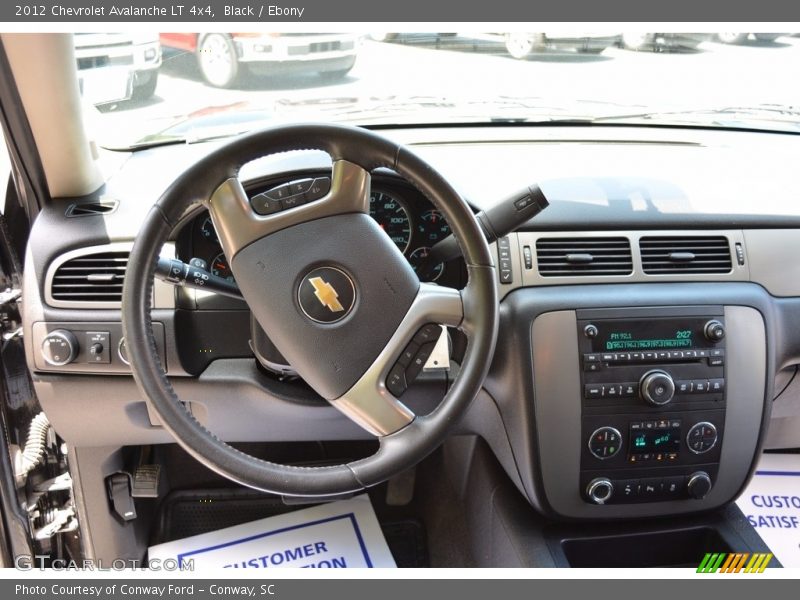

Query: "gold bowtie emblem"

xmin=308 ymin=277 xmax=344 ymax=312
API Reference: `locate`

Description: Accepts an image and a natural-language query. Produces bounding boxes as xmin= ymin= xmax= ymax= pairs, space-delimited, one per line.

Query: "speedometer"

xmin=369 ymin=191 xmax=412 ymax=254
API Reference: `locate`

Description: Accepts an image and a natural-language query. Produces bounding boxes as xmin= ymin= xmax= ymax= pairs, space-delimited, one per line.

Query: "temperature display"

xmin=629 ymin=426 xmax=681 ymax=455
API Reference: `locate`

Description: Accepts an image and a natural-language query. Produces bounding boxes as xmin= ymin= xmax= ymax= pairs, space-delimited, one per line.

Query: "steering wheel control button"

xmin=413 ymin=323 xmax=442 ymax=346
xmin=297 ymin=266 xmax=356 ymax=324
xmin=588 ymin=426 xmax=622 ymax=460
xmin=687 ymin=422 xmax=718 ymax=454
xmin=250 ymin=193 xmax=283 ymax=215
xmin=305 ymin=177 xmax=331 ymax=201
xmin=264 ymin=184 xmax=290 ymax=201
xmin=687 ymin=471 xmax=713 ymax=499
xmin=385 ymin=364 xmax=408 ymax=397
xmin=397 ymin=342 xmax=420 ymax=367
xmin=86 ymin=331 xmax=111 ymax=363
xmin=640 ymin=369 xmax=676 ymax=406
xmin=289 ymin=178 xmax=314 ymax=196
xmin=586 ymin=478 xmax=614 ymax=505
xmin=41 ymin=330 xmax=79 ymax=366
xmin=405 ymin=342 xmax=437 ymax=383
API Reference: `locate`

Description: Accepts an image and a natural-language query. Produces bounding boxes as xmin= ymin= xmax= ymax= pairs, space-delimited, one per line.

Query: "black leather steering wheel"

xmin=122 ymin=123 xmax=498 ymax=496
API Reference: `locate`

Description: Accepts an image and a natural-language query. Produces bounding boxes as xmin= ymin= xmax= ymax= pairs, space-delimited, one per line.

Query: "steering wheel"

xmin=122 ymin=123 xmax=498 ymax=496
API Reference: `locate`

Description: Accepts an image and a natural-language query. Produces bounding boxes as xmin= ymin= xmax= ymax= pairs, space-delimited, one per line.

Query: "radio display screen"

xmin=589 ymin=318 xmax=702 ymax=352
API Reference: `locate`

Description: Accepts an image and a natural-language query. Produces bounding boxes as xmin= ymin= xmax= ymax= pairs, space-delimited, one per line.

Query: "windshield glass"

xmin=80 ymin=31 xmax=800 ymax=149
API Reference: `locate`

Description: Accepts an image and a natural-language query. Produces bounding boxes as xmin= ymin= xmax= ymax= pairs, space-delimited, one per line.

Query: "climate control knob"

xmin=41 ymin=329 xmax=78 ymax=366
xmin=687 ymin=471 xmax=713 ymax=500
xmin=639 ymin=370 xmax=675 ymax=406
xmin=586 ymin=478 xmax=614 ymax=505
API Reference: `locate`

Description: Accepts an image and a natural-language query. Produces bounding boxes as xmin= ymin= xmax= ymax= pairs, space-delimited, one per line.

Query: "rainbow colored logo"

xmin=697 ymin=553 xmax=773 ymax=573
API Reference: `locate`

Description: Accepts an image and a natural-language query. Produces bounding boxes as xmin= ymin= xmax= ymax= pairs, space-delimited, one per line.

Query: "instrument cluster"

xmin=183 ymin=175 xmax=461 ymax=286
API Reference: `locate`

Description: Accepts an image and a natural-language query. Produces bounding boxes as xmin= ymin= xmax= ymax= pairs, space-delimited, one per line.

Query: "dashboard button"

xmin=386 ymin=364 xmax=407 ymax=397
xmin=584 ymin=353 xmax=600 ymax=363
xmin=692 ymin=380 xmax=709 ymax=393
xmin=601 ymin=353 xmax=614 ymax=362
xmin=305 ymin=177 xmax=331 ymax=201
xmin=397 ymin=342 xmax=419 ymax=367
xmin=413 ymin=323 xmax=442 ymax=346
xmin=663 ymin=476 xmax=684 ymax=496
xmin=657 ymin=351 xmax=669 ymax=360
xmin=588 ymin=427 xmax=622 ymax=460
xmin=621 ymin=383 xmax=637 ymax=397
xmin=281 ymin=194 xmax=306 ymax=209
xmin=697 ymin=349 xmax=709 ymax=358
xmin=251 ymin=193 xmax=283 ymax=215
xmin=641 ymin=479 xmax=661 ymax=496
xmin=289 ymin=178 xmax=314 ymax=196
xmin=604 ymin=384 xmax=621 ymax=398
xmin=585 ymin=384 xmax=603 ymax=399
xmin=709 ymin=378 xmax=725 ymax=393
xmin=676 ymin=380 xmax=692 ymax=394
xmin=405 ymin=342 xmax=436 ymax=383
xmin=264 ymin=184 xmax=290 ymax=200
xmin=584 ymin=362 xmax=602 ymax=373
xmin=643 ymin=352 xmax=656 ymax=361
xmin=618 ymin=479 xmax=640 ymax=498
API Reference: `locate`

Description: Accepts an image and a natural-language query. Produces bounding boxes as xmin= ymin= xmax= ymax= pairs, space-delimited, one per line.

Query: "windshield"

xmin=81 ymin=31 xmax=800 ymax=149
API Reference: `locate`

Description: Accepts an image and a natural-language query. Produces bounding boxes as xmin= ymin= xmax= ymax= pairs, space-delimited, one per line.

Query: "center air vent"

xmin=536 ymin=237 xmax=633 ymax=276
xmin=640 ymin=236 xmax=732 ymax=274
xmin=49 ymin=250 xmax=129 ymax=304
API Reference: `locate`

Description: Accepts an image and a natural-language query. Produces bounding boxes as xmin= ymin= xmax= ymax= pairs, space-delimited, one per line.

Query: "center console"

xmin=529 ymin=303 xmax=767 ymax=520
xmin=577 ymin=309 xmax=726 ymax=505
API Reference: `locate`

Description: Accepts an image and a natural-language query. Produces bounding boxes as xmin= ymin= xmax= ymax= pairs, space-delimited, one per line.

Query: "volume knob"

xmin=41 ymin=329 xmax=78 ymax=366
xmin=639 ymin=370 xmax=675 ymax=406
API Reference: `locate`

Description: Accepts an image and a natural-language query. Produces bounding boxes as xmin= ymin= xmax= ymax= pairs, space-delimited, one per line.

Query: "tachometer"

xmin=200 ymin=216 xmax=219 ymax=244
xmin=369 ymin=191 xmax=412 ymax=254
xmin=210 ymin=252 xmax=235 ymax=282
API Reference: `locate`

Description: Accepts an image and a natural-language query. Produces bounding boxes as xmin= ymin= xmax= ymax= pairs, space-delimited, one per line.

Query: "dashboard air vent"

xmin=640 ymin=236 xmax=732 ymax=274
xmin=65 ymin=200 xmax=118 ymax=217
xmin=536 ymin=237 xmax=633 ymax=276
xmin=50 ymin=250 xmax=129 ymax=303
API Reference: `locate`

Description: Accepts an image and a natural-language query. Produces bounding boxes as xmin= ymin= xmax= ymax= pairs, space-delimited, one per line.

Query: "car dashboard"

xmin=21 ymin=124 xmax=800 ymax=521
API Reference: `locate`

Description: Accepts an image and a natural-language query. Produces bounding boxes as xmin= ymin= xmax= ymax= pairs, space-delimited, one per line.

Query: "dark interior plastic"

xmin=560 ymin=526 xmax=732 ymax=568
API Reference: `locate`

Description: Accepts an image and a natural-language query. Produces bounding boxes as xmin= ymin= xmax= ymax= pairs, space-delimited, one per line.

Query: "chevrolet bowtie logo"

xmin=308 ymin=277 xmax=345 ymax=313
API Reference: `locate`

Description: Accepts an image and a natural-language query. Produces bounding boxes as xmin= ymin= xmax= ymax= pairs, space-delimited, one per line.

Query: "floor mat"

xmin=152 ymin=488 xmax=428 ymax=567
xmin=736 ymin=453 xmax=800 ymax=567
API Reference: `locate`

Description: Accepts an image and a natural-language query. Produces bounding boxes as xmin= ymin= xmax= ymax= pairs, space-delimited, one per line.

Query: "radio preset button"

xmin=709 ymin=378 xmax=725 ymax=392
xmin=601 ymin=353 xmax=615 ymax=362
